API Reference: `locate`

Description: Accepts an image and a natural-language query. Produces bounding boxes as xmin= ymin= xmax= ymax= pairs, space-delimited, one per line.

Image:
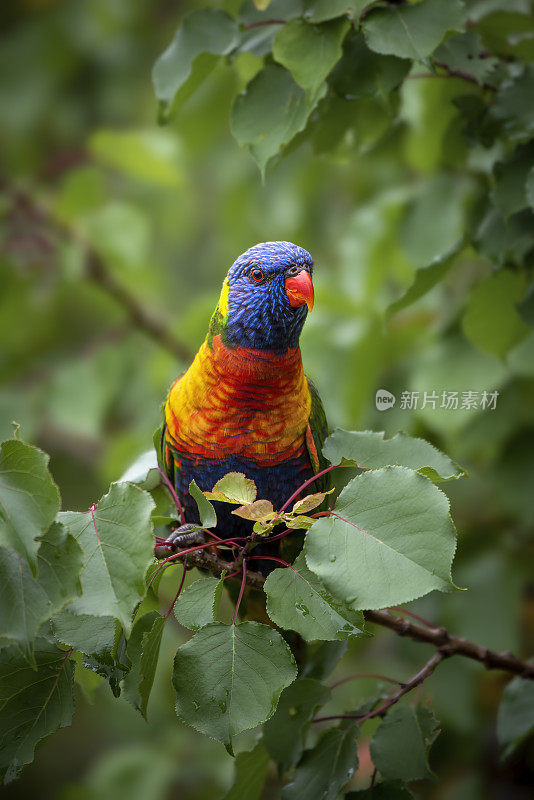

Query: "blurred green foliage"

xmin=1 ymin=0 xmax=533 ymax=797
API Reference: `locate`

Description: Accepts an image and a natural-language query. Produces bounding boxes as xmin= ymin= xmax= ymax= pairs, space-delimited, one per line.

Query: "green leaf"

xmin=152 ymin=9 xmax=239 ymax=110
xmin=189 ymin=479 xmax=217 ymax=528
xmin=0 ymin=522 xmax=82 ymax=660
xmin=400 ymin=174 xmax=469 ymax=270
xmin=386 ymin=243 xmax=462 ymax=317
xmin=231 ymin=64 xmax=312 ymax=174
xmin=323 ymin=429 xmax=465 ymax=482
xmin=137 ymin=616 xmax=165 ymax=719
xmin=0 ymin=640 xmax=74 ymax=784
xmin=370 ymin=706 xmax=439 ymax=781
xmin=329 ymin=32 xmax=411 ymax=100
xmin=119 ymin=449 xmax=160 ymax=491
xmin=89 ymin=129 xmax=182 ymax=187
xmin=273 ymin=18 xmax=350 ymax=103
xmin=281 ymin=725 xmax=358 ymax=800
xmin=497 ymin=677 xmax=534 ymax=758
xmin=303 ymin=0 xmax=370 ymax=23
xmin=82 ymin=648 xmax=128 ymax=699
xmin=0 ymin=439 xmax=60 ymax=572
xmin=478 ymin=207 xmax=534 ymax=268
xmin=52 ymin=610 xmax=116 ymax=656
xmin=58 ymin=483 xmax=155 ymax=637
xmin=174 ymin=575 xmax=225 ymax=630
xmin=284 ymin=515 xmax=315 ymax=530
xmin=463 ymin=271 xmax=530 ymax=358
xmin=172 ymin=621 xmax=297 ymax=750
xmin=293 ymin=492 xmax=332 ymax=514
xmin=363 ymin=0 xmax=466 ymax=61
xmin=491 ymin=64 xmax=534 ymax=142
xmin=311 ymin=93 xmax=392 ymax=155
xmin=232 ymin=499 xmax=275 ymax=520
xmin=492 ymin=144 xmax=534 ymax=218
xmin=123 ymin=611 xmax=165 ymax=720
xmin=206 ymin=472 xmax=257 ymax=504
xmin=223 ymin=742 xmax=270 ymax=800
xmin=265 ymin=553 xmax=365 ymax=641
xmin=434 ymin=31 xmax=498 ymax=85
xmin=305 ymin=467 xmax=458 ymax=610
xmin=263 ymin=678 xmax=331 ymax=773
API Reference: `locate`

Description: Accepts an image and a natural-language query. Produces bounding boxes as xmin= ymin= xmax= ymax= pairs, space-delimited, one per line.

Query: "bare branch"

xmin=364 ymin=609 xmax=534 ymax=680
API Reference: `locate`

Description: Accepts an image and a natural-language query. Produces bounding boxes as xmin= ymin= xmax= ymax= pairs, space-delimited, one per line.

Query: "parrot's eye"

xmin=250 ymin=268 xmax=265 ymax=283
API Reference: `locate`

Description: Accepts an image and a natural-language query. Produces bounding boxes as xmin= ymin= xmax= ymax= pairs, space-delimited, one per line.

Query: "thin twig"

xmin=330 ymin=673 xmax=404 ymax=690
xmin=165 ymin=557 xmax=188 ymax=618
xmin=389 ymin=606 xmax=435 ymax=628
xmin=278 ymin=463 xmax=346 ymax=515
xmin=86 ymin=253 xmax=193 ymax=362
xmin=232 ymin=559 xmax=247 ymax=625
xmin=313 ymin=652 xmax=444 ymax=724
xmin=244 ymin=19 xmax=285 ymax=30
xmin=157 ymin=467 xmax=186 ymax=525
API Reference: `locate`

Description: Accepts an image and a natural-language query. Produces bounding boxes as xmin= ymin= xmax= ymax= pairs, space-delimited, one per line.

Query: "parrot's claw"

xmin=154 ymin=523 xmax=206 ymax=559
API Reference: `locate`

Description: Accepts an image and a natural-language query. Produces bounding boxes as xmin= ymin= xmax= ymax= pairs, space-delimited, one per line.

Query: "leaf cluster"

xmin=0 ymin=421 xmax=506 ymax=797
xmin=150 ymin=0 xmax=534 ymax=352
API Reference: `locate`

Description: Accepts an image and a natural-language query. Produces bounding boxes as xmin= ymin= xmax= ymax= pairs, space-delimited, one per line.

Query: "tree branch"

xmin=176 ymin=547 xmax=534 ymax=680
xmin=4 ymin=188 xmax=194 ymax=363
xmin=364 ymin=609 xmax=534 ymax=679
xmin=85 ymin=253 xmax=193 ymax=362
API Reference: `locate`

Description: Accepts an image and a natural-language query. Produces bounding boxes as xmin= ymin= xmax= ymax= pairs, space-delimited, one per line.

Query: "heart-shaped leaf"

xmin=323 ymin=429 xmax=465 ymax=482
xmin=305 ymin=466 xmax=458 ymax=609
xmin=59 ymin=483 xmax=154 ymax=636
xmin=173 ymin=621 xmax=296 ymax=750
xmin=174 ymin=574 xmax=225 ymax=630
xmin=205 ymin=472 xmax=258 ymax=505
xmin=0 ymin=440 xmax=60 ymax=572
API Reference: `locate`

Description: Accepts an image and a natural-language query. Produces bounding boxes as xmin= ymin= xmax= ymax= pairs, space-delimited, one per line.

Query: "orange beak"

xmin=285 ymin=270 xmax=314 ymax=312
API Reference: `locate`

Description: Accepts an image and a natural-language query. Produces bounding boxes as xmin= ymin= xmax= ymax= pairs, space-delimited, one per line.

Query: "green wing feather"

xmin=154 ymin=404 xmax=175 ymax=488
xmin=305 ymin=378 xmax=330 ymax=493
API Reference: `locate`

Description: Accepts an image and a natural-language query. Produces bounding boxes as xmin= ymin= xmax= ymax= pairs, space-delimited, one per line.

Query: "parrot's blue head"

xmin=212 ymin=241 xmax=314 ymax=352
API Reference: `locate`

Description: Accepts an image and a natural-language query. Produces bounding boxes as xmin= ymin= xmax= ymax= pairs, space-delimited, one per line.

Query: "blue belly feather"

xmin=175 ymin=453 xmax=314 ymax=538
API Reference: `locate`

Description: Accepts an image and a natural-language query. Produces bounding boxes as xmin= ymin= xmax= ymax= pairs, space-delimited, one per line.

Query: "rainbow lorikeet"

xmin=158 ymin=241 xmax=328 ymax=543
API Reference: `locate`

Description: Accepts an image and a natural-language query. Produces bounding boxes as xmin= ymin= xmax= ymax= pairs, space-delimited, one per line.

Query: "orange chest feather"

xmin=165 ymin=335 xmax=312 ymax=466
